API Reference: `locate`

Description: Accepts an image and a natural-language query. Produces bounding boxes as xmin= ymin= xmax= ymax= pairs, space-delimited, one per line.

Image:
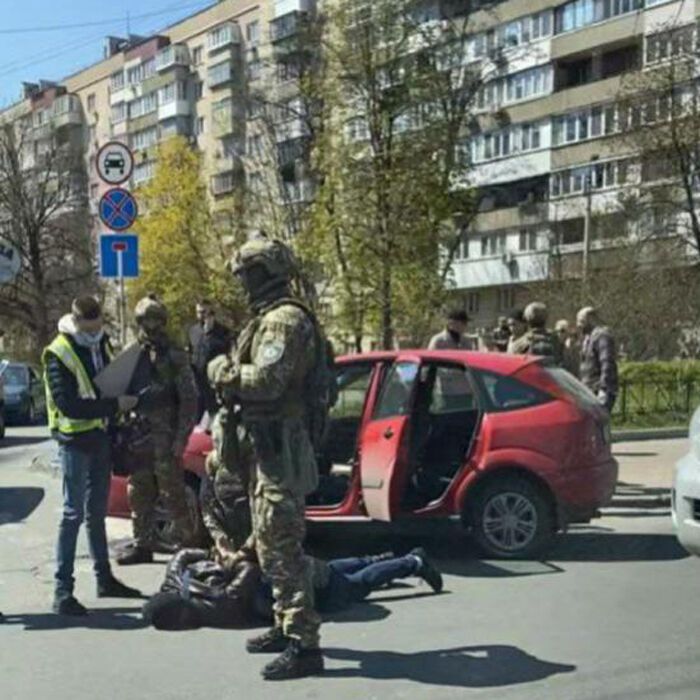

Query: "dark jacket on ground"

xmin=45 ymin=320 xmax=118 ymax=447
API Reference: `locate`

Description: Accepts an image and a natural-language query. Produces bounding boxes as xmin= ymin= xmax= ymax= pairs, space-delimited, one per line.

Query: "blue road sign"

xmin=99 ymin=188 xmax=138 ymax=231
xmin=100 ymin=233 xmax=139 ymax=278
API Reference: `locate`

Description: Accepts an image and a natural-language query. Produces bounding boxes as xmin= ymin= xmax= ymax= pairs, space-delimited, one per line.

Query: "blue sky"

xmin=0 ymin=0 xmax=216 ymax=106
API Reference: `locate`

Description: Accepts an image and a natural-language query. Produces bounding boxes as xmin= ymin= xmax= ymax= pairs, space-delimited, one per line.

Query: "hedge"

xmin=618 ymin=360 xmax=700 ymax=383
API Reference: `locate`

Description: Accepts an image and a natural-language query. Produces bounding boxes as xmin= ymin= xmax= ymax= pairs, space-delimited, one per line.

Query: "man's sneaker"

xmin=246 ymin=627 xmax=290 ymax=654
xmin=97 ymin=576 xmax=142 ymax=599
xmin=261 ymin=640 xmax=324 ymax=681
xmin=116 ymin=546 xmax=153 ymax=566
xmin=53 ymin=595 xmax=88 ymax=616
xmin=410 ymin=547 xmax=443 ymax=594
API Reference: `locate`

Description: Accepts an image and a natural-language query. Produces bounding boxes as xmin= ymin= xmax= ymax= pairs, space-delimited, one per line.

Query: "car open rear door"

xmin=358 ymin=357 xmax=420 ymax=521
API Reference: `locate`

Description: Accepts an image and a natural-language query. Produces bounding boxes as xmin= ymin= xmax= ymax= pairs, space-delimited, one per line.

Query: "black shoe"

xmin=116 ymin=546 xmax=153 ymax=566
xmin=53 ymin=595 xmax=88 ymax=616
xmin=410 ymin=547 xmax=443 ymax=594
xmin=97 ymin=576 xmax=142 ymax=599
xmin=261 ymin=640 xmax=324 ymax=681
xmin=247 ymin=627 xmax=290 ymax=654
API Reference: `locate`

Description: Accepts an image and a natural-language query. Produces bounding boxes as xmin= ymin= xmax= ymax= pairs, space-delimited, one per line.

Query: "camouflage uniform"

xmin=127 ymin=297 xmax=198 ymax=552
xmin=510 ymin=328 xmax=564 ymax=365
xmin=214 ymin=239 xmax=322 ymax=651
xmin=201 ymin=405 xmax=253 ymax=557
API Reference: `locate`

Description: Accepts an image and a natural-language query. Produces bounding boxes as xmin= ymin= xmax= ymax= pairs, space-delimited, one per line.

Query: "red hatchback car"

xmin=109 ymin=350 xmax=618 ymax=559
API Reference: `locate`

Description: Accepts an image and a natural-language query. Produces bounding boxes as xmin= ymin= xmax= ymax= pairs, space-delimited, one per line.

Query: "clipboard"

xmin=93 ymin=343 xmax=143 ymax=398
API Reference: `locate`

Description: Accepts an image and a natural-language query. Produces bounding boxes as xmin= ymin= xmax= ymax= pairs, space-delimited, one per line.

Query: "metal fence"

xmin=612 ymin=378 xmax=700 ymax=425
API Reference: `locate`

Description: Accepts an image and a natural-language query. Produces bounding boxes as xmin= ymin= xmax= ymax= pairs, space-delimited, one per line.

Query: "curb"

xmin=612 ymin=428 xmax=687 ymax=443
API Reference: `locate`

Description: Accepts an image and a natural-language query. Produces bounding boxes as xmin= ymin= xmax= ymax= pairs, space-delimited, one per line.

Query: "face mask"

xmin=75 ymin=329 xmax=104 ymax=347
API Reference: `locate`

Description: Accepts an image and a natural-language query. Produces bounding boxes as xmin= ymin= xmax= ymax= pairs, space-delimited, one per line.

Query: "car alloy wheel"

xmin=481 ymin=491 xmax=538 ymax=553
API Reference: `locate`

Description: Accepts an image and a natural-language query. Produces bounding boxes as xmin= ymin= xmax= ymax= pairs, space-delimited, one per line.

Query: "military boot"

xmin=116 ymin=545 xmax=153 ymax=566
xmin=246 ymin=626 xmax=290 ymax=654
xmin=261 ymin=640 xmax=324 ymax=681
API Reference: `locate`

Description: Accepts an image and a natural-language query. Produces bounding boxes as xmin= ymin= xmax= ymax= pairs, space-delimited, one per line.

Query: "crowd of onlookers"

xmin=429 ymin=303 xmax=619 ymax=412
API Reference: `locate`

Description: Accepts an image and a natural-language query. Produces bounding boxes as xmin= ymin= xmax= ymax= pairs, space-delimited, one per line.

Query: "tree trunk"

xmin=380 ymin=257 xmax=393 ymax=350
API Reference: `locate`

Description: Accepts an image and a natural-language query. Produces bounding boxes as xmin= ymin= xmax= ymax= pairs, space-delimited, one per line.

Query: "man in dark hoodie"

xmin=43 ymin=296 xmax=141 ymax=616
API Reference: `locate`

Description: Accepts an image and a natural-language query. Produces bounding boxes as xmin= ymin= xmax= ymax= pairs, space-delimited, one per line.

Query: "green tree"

xmin=128 ymin=136 xmax=246 ymax=339
xmin=299 ymin=0 xmax=480 ymax=350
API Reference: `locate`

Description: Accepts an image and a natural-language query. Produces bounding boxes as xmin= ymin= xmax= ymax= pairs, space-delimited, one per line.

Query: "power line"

xmin=0 ymin=1 xmax=214 ymax=35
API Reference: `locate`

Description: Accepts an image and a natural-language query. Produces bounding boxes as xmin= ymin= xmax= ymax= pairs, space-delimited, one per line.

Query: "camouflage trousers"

xmin=128 ymin=433 xmax=192 ymax=549
xmin=251 ymin=482 xmax=321 ymax=649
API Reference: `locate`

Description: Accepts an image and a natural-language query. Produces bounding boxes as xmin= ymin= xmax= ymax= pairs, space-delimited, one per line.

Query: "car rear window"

xmin=544 ymin=367 xmax=599 ymax=409
xmin=477 ymin=370 xmax=551 ymax=412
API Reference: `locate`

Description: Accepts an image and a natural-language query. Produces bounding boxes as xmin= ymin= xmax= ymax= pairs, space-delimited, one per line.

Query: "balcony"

xmin=213 ymin=152 xmax=243 ymax=173
xmin=212 ymin=170 xmax=240 ymax=196
xmin=207 ymin=22 xmax=241 ymax=53
xmin=52 ymin=95 xmax=83 ymax=130
xmin=213 ymin=103 xmax=235 ymax=137
xmin=207 ymin=61 xmax=236 ymax=89
xmin=270 ymin=12 xmax=307 ymax=43
xmin=158 ymin=99 xmax=190 ymax=121
xmin=274 ymin=0 xmax=314 ymax=18
xmin=156 ymin=44 xmax=190 ymax=72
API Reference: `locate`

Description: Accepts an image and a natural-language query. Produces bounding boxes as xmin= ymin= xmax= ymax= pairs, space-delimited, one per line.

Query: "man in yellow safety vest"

xmin=43 ymin=296 xmax=141 ymax=616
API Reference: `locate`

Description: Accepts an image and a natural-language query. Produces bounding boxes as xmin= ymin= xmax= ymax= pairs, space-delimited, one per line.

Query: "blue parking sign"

xmin=100 ymin=234 xmax=139 ymax=278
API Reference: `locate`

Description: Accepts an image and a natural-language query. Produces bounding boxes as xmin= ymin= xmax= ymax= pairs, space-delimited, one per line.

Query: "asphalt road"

xmin=1 ymin=427 xmax=698 ymax=700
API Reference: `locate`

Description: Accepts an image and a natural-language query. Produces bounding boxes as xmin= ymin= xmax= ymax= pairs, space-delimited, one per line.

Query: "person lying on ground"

xmin=142 ymin=546 xmax=443 ymax=631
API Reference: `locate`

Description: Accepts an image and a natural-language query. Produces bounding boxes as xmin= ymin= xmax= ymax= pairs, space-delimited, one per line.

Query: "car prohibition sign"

xmin=96 ymin=141 xmax=134 ymax=186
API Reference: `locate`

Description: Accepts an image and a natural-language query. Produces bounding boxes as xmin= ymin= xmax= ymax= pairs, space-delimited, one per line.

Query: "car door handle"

xmin=383 ymin=428 xmax=394 ymax=439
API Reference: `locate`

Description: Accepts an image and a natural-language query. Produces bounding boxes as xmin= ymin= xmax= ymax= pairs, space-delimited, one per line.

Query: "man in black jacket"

xmin=43 ymin=296 xmax=141 ymax=615
xmin=187 ymin=300 xmax=232 ymax=419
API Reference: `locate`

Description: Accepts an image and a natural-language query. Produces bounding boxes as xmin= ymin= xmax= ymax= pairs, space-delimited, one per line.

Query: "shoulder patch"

xmin=259 ymin=341 xmax=285 ymax=366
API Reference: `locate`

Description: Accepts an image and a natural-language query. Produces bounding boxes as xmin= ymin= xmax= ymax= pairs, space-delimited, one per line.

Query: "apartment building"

xmin=447 ymin=0 xmax=700 ymax=326
xmin=0 ymin=0 xmax=316 ymax=217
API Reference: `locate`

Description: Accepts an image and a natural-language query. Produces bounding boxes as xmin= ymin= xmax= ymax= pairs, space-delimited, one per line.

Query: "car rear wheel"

xmin=467 ymin=475 xmax=555 ymax=560
xmin=154 ymin=476 xmax=207 ymax=549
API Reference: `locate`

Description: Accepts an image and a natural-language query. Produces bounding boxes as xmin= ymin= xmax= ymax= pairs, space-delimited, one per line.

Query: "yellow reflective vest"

xmin=42 ymin=334 xmax=112 ymax=435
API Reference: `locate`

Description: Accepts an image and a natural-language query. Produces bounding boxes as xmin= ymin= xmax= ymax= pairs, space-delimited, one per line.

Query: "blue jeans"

xmin=318 ymin=555 xmax=420 ymax=612
xmin=55 ymin=434 xmax=112 ymax=596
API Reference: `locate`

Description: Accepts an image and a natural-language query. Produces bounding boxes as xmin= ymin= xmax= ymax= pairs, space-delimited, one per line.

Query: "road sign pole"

xmin=117 ymin=250 xmax=126 ymax=348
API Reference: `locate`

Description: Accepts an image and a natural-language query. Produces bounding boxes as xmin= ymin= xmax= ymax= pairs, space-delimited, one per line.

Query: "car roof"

xmin=336 ymin=350 xmax=540 ymax=376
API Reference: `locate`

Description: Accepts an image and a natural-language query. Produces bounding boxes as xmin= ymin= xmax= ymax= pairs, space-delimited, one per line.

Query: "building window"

xmin=87 ymin=93 xmax=96 ymax=112
xmin=467 ymin=293 xmax=480 ymax=315
xmin=133 ymin=161 xmax=155 ymax=185
xmin=550 ymin=158 xmax=631 ymax=198
xmin=277 ymin=61 xmax=302 ymax=83
xmin=345 ymin=117 xmax=369 ymax=143
xmin=129 ymin=92 xmax=157 ymax=119
xmin=89 ymin=183 xmax=99 ymax=200
xmin=471 ymin=10 xmax=553 ymax=57
xmin=248 ymin=59 xmax=262 ymax=82
xmin=645 ymin=25 xmax=695 ymax=65
xmin=88 ymin=125 xmax=97 ymax=144
xmin=194 ymin=81 xmax=204 ymax=100
xmin=471 ymin=121 xmax=542 ymax=163
xmin=192 ymin=45 xmax=203 ymax=65
xmin=554 ymin=0 xmax=642 ymax=35
xmin=131 ymin=126 xmax=159 ymax=151
xmin=479 ymin=66 xmax=551 ymax=109
xmin=246 ymin=20 xmax=260 ymax=46
xmin=196 ymin=117 xmax=206 ymax=136
xmin=518 ymin=229 xmax=538 ymax=251
xmin=246 ymin=134 xmax=263 ymax=157
xmin=480 ymin=232 xmax=506 ymax=257
xmin=110 ymin=102 xmax=127 ymax=123
xmin=110 ymin=71 xmax=125 ymax=91
xmin=498 ymin=288 xmax=516 ymax=312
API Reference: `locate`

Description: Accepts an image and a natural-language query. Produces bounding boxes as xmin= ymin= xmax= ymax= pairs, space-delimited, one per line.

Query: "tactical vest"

xmin=42 ymin=335 xmax=112 ymax=435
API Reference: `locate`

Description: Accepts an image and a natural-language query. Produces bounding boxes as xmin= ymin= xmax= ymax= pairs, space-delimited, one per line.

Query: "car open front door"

xmin=358 ymin=357 xmax=420 ymax=521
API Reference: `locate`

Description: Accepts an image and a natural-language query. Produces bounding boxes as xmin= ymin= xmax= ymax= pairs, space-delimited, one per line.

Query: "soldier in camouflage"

xmin=117 ymin=295 xmax=198 ymax=566
xmin=510 ymin=302 xmax=563 ymax=366
xmin=210 ymin=238 xmax=324 ymax=681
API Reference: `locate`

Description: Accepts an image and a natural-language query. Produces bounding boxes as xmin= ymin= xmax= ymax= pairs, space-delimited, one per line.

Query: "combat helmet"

xmin=232 ymin=237 xmax=298 ymax=304
xmin=524 ymin=302 xmax=548 ymax=328
xmin=134 ymin=294 xmax=168 ymax=326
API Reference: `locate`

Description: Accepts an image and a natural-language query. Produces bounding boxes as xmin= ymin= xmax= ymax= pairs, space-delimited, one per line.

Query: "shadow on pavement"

xmin=2 ymin=606 xmax=146 ymax=631
xmin=324 ymin=644 xmax=576 ymax=688
xmin=0 ymin=487 xmax=45 ymax=525
xmin=325 ymin=602 xmax=392 ymax=624
xmin=548 ymin=533 xmax=688 ymax=562
xmin=0 ymin=435 xmax=49 ymax=449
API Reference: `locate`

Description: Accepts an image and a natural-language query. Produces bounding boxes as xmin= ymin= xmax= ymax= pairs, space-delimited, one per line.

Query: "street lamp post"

xmin=582 ymin=154 xmax=599 ymax=298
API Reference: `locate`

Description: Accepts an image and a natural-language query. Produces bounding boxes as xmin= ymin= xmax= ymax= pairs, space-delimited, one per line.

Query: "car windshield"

xmin=544 ymin=366 xmax=599 ymax=409
xmin=1 ymin=364 xmax=27 ymax=387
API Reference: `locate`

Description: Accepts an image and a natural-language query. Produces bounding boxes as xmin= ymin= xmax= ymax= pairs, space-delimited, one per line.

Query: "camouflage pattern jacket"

xmin=509 ymin=328 xmax=563 ymax=366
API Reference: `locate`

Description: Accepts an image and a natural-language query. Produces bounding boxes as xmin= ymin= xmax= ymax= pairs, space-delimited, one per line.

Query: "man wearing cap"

xmin=210 ymin=238 xmax=326 ymax=681
xmin=43 ymin=296 xmax=141 ymax=616
xmin=117 ymin=295 xmax=198 ymax=565
xmin=510 ymin=302 xmax=563 ymax=365
xmin=428 ymin=308 xmax=477 ymax=350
